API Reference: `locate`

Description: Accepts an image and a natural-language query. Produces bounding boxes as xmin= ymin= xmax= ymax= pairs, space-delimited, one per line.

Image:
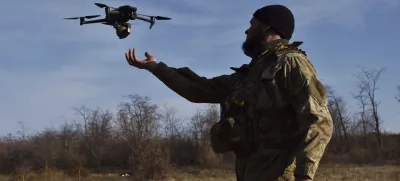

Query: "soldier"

xmin=125 ymin=4 xmax=333 ymax=181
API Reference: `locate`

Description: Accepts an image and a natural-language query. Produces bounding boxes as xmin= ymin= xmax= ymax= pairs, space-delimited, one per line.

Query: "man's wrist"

xmin=146 ymin=61 xmax=159 ymax=72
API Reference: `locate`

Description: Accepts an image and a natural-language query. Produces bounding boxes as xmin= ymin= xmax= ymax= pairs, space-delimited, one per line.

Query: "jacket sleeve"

xmin=278 ymin=53 xmax=334 ymax=180
xmin=149 ymin=61 xmax=238 ymax=103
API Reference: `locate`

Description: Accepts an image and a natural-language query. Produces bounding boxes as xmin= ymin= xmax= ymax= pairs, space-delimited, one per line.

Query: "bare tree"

xmin=86 ymin=108 xmax=113 ymax=170
xmin=57 ymin=121 xmax=86 ymax=173
xmin=353 ymin=86 xmax=375 ymax=147
xmin=189 ymin=110 xmax=205 ymax=145
xmin=326 ymin=85 xmax=350 ymax=151
xmin=161 ymin=103 xmax=184 ymax=139
xmin=115 ymin=94 xmax=169 ymax=180
xmin=116 ymin=94 xmax=161 ymax=147
xmin=347 ymin=112 xmax=364 ymax=135
xmin=188 ymin=104 xmax=220 ymax=146
xmin=354 ymin=68 xmax=385 ymax=147
xmin=73 ymin=106 xmax=91 ymax=137
xmin=31 ymin=128 xmax=59 ymax=172
xmin=58 ymin=121 xmax=80 ymax=153
xmin=73 ymin=106 xmax=113 ymax=170
xmin=16 ymin=121 xmax=30 ymax=141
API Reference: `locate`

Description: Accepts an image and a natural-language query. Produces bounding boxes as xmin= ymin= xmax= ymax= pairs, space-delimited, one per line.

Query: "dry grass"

xmin=166 ymin=165 xmax=400 ymax=181
xmin=314 ymin=164 xmax=400 ymax=181
xmin=165 ymin=166 xmax=236 ymax=181
xmin=1 ymin=165 xmax=400 ymax=181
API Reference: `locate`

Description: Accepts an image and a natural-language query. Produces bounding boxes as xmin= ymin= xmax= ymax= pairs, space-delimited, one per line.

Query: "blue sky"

xmin=1 ymin=0 xmax=399 ymax=135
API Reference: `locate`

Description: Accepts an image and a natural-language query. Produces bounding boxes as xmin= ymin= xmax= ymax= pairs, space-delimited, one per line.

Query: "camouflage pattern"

xmin=149 ymin=39 xmax=333 ymax=180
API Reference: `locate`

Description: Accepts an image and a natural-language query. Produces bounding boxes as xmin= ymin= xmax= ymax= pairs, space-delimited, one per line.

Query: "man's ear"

xmin=261 ymin=25 xmax=271 ymax=36
xmin=261 ymin=25 xmax=270 ymax=32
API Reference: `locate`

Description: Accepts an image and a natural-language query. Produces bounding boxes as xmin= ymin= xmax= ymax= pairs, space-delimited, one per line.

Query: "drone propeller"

xmin=154 ymin=16 xmax=171 ymax=20
xmin=94 ymin=3 xmax=107 ymax=8
xmin=95 ymin=3 xmax=116 ymax=9
xmin=137 ymin=14 xmax=171 ymax=20
xmin=64 ymin=15 xmax=101 ymax=19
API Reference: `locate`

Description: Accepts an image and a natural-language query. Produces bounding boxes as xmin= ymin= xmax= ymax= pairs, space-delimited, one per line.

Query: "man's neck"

xmin=266 ymin=35 xmax=282 ymax=42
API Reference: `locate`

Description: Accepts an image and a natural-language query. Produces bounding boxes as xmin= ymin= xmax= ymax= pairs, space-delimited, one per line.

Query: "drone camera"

xmin=115 ymin=23 xmax=131 ymax=39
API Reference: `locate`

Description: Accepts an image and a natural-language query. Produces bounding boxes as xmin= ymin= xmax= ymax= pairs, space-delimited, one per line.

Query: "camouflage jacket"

xmin=149 ymin=39 xmax=333 ymax=179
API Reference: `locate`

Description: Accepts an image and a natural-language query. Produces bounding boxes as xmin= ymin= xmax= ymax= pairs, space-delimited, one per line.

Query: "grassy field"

xmin=167 ymin=165 xmax=400 ymax=181
xmin=1 ymin=165 xmax=400 ymax=181
xmin=314 ymin=165 xmax=400 ymax=181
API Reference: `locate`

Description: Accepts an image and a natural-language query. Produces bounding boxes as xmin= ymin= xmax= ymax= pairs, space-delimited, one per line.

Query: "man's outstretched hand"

xmin=125 ymin=48 xmax=158 ymax=71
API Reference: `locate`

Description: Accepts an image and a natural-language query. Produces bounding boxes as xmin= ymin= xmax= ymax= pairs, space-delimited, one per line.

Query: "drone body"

xmin=64 ymin=3 xmax=171 ymax=39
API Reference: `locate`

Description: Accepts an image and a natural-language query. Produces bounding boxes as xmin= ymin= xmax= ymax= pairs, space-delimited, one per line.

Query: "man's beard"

xmin=242 ymin=40 xmax=258 ymax=58
xmin=241 ymin=33 xmax=264 ymax=58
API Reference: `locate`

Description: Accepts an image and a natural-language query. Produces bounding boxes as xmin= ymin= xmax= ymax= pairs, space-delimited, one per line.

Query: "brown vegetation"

xmin=0 ymin=67 xmax=399 ymax=180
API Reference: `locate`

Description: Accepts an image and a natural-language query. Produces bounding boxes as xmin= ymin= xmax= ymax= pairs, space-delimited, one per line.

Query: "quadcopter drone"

xmin=64 ymin=3 xmax=171 ymax=39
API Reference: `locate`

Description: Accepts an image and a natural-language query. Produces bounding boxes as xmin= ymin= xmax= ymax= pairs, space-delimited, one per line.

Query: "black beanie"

xmin=253 ymin=5 xmax=295 ymax=40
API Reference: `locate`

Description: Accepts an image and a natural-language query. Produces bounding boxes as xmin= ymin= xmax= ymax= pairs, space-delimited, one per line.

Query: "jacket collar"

xmin=257 ymin=39 xmax=289 ymax=57
xmin=230 ymin=39 xmax=289 ymax=73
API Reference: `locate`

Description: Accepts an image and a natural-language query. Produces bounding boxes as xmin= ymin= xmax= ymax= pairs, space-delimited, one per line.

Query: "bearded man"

xmin=124 ymin=4 xmax=333 ymax=181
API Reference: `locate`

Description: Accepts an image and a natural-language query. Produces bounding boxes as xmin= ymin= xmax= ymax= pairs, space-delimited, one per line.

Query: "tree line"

xmin=0 ymin=67 xmax=399 ymax=180
xmin=0 ymin=95 xmax=228 ymax=180
xmin=324 ymin=68 xmax=400 ymax=164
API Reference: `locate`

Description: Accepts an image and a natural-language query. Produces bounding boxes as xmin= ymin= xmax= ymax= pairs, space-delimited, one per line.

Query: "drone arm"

xmin=135 ymin=14 xmax=171 ymax=29
xmin=135 ymin=16 xmax=155 ymax=29
xmin=81 ymin=18 xmax=107 ymax=25
xmin=135 ymin=16 xmax=152 ymax=23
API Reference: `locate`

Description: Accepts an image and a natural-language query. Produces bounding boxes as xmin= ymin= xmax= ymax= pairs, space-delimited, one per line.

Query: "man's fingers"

xmin=133 ymin=48 xmax=140 ymax=62
xmin=145 ymin=52 xmax=151 ymax=58
xmin=128 ymin=49 xmax=133 ymax=61
xmin=126 ymin=49 xmax=137 ymax=66
xmin=126 ymin=50 xmax=133 ymax=65
xmin=126 ymin=48 xmax=150 ymax=68
xmin=125 ymin=52 xmax=133 ymax=65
